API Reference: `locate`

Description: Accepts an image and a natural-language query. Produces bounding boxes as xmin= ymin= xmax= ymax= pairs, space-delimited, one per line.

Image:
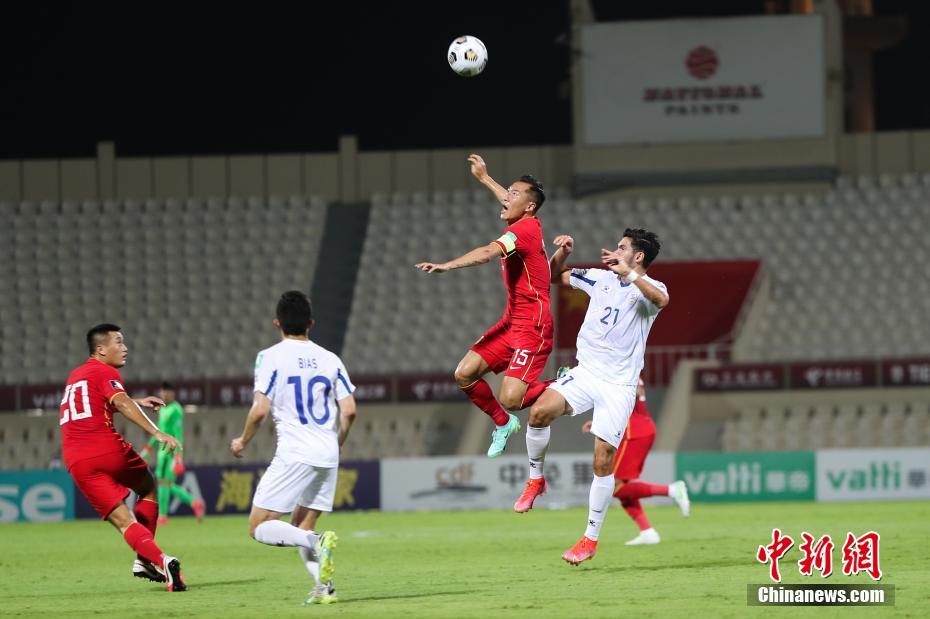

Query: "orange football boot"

xmin=513 ymin=477 xmax=547 ymax=513
xmin=562 ymin=536 xmax=598 ymax=565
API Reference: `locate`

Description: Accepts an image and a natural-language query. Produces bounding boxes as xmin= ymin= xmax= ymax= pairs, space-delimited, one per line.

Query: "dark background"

xmin=0 ymin=1 xmax=925 ymax=158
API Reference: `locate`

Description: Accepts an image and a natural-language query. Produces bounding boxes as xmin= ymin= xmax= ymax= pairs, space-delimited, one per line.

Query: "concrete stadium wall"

xmin=0 ymin=139 xmax=574 ymax=204
xmin=4 ymin=130 xmax=930 ymax=204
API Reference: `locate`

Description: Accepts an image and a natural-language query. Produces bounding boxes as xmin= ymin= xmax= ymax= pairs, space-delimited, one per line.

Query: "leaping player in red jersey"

xmin=60 ymin=323 xmax=187 ymax=591
xmin=416 ymin=154 xmax=554 ymax=458
xmin=582 ymin=376 xmax=690 ymax=545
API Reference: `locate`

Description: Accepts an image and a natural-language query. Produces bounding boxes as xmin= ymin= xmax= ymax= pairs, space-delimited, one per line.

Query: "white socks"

xmin=254 ymin=520 xmax=319 ymax=550
xmin=526 ymin=426 xmax=551 ymax=479
xmin=584 ymin=474 xmax=615 ymax=541
xmin=299 ymin=546 xmax=321 ymax=584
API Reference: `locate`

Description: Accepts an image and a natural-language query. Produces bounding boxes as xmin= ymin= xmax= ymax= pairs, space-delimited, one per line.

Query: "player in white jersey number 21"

xmin=230 ymin=290 xmax=358 ymax=605
xmin=511 ymin=229 xmax=670 ymax=566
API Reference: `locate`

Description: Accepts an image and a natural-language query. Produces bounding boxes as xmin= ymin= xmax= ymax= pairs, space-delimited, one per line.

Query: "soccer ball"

xmin=448 ymin=35 xmax=488 ymax=77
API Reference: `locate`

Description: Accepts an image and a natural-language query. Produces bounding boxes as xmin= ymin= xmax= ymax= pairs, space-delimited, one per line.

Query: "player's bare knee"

xmin=498 ymin=390 xmax=523 ymax=411
xmin=453 ymin=366 xmax=478 ymax=388
xmin=529 ymin=402 xmax=554 ymax=427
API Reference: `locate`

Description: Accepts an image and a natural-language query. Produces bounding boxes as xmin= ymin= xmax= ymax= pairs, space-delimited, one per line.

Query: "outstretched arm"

xmin=469 ymin=154 xmax=508 ymax=205
xmin=550 ymin=235 xmax=574 ymax=285
xmin=230 ymin=391 xmax=271 ymax=458
xmin=415 ymin=243 xmax=503 ymax=274
xmin=111 ymin=393 xmax=181 ymax=454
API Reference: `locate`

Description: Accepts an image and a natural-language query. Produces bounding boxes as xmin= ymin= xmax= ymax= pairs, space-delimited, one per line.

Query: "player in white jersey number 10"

xmin=230 ymin=291 xmax=358 ymax=605
xmin=511 ymin=229 xmax=670 ymax=566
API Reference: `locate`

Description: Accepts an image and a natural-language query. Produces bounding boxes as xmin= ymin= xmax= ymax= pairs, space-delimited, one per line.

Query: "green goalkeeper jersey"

xmin=149 ymin=400 xmax=185 ymax=448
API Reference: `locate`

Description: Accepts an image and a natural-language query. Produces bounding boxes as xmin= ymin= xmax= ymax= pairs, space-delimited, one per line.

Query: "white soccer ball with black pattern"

xmin=448 ymin=35 xmax=488 ymax=77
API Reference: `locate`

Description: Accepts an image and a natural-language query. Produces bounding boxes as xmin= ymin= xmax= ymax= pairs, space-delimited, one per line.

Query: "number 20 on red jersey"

xmin=60 ymin=380 xmax=92 ymax=425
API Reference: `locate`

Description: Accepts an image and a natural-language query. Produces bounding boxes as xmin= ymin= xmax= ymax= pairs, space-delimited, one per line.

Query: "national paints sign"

xmin=676 ymin=452 xmax=815 ymax=502
xmin=581 ymin=15 xmax=825 ymax=144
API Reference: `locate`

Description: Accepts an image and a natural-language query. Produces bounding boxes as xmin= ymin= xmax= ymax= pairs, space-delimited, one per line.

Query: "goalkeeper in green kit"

xmin=140 ymin=382 xmax=205 ymax=525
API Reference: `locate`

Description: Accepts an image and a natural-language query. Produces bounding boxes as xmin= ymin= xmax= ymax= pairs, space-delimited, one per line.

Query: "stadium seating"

xmin=0 ymin=195 xmax=327 ymax=386
xmin=721 ymin=399 xmax=930 ymax=451
xmin=342 ymin=193 xmax=509 ymax=375
xmin=0 ymin=404 xmax=468 ymax=470
xmin=343 ymin=175 xmax=930 ymax=374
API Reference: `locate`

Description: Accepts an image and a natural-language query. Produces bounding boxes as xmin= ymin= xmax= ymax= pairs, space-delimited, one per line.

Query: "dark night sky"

xmin=0 ymin=1 xmax=926 ymax=159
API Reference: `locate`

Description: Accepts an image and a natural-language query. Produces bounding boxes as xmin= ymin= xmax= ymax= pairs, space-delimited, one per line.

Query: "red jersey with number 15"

xmin=60 ymin=358 xmax=130 ymax=469
xmin=491 ymin=216 xmax=551 ymax=328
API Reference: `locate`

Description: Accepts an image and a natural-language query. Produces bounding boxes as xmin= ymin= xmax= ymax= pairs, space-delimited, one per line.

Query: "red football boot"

xmin=192 ymin=499 xmax=205 ymax=523
xmin=513 ymin=477 xmax=547 ymax=513
xmin=562 ymin=536 xmax=598 ymax=565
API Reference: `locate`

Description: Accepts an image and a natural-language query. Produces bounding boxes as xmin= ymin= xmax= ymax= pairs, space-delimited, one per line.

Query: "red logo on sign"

xmin=686 ymin=46 xmax=718 ymax=80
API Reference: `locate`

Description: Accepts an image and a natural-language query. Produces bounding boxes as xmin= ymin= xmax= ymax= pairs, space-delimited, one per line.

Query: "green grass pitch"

xmin=2 ymin=501 xmax=927 ymax=617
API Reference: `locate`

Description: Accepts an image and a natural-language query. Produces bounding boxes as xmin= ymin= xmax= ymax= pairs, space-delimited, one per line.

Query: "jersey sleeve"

xmin=641 ymin=278 xmax=668 ymax=317
xmin=492 ymin=218 xmax=538 ymax=258
xmin=96 ymin=365 xmax=127 ymax=403
xmin=568 ymin=268 xmax=606 ymax=296
xmin=333 ymin=357 xmax=356 ymax=400
xmin=253 ymin=350 xmax=278 ymax=397
xmin=492 ymin=229 xmax=519 ymax=257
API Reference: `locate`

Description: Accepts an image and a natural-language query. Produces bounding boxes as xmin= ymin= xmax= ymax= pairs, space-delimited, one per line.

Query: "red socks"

xmin=616 ymin=481 xmax=668 ymax=532
xmin=520 ymin=380 xmax=552 ymax=409
xmin=134 ymin=498 xmax=159 ymax=535
xmin=616 ymin=481 xmax=669 ymax=500
xmin=620 ymin=497 xmax=652 ymax=531
xmin=123 ymin=522 xmax=165 ymax=566
xmin=461 ymin=379 xmax=509 ymax=426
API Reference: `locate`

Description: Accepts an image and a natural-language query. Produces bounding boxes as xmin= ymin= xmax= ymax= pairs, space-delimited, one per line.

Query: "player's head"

xmin=160 ymin=380 xmax=176 ymax=404
xmin=618 ymin=228 xmax=661 ymax=269
xmin=86 ymin=323 xmax=127 ymax=367
xmin=274 ymin=290 xmax=314 ymax=337
xmin=500 ymin=175 xmax=545 ymax=223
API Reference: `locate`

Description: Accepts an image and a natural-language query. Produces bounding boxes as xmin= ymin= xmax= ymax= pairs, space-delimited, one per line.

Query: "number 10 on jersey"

xmin=287 ymin=376 xmax=331 ymax=425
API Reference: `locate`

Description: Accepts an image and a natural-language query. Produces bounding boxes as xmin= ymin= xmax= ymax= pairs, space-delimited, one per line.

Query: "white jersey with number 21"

xmin=568 ymin=267 xmax=668 ymax=385
xmin=253 ymin=338 xmax=355 ymax=468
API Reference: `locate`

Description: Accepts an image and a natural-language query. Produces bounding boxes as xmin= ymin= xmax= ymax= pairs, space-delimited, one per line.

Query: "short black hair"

xmin=518 ymin=175 xmax=545 ymax=212
xmin=623 ymin=228 xmax=661 ymax=268
xmin=161 ymin=381 xmax=176 ymax=391
xmin=276 ymin=290 xmax=313 ymax=336
xmin=86 ymin=323 xmax=121 ymax=355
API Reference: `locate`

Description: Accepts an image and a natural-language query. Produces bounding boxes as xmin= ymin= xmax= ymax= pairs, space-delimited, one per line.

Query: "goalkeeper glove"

xmin=172 ymin=455 xmax=185 ymax=477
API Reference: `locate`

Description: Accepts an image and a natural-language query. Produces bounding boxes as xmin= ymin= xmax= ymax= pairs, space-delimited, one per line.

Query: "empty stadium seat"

xmin=2 ymin=196 xmax=328 ymax=385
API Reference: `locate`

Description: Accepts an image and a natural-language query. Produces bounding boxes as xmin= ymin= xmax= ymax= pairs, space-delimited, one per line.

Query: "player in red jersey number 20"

xmin=60 ymin=324 xmax=187 ymax=591
xmin=416 ymin=154 xmax=554 ymax=458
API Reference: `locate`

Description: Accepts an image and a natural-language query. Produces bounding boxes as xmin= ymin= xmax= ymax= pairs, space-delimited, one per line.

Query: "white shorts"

xmin=252 ymin=455 xmax=337 ymax=513
xmin=549 ymin=365 xmax=636 ymax=449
